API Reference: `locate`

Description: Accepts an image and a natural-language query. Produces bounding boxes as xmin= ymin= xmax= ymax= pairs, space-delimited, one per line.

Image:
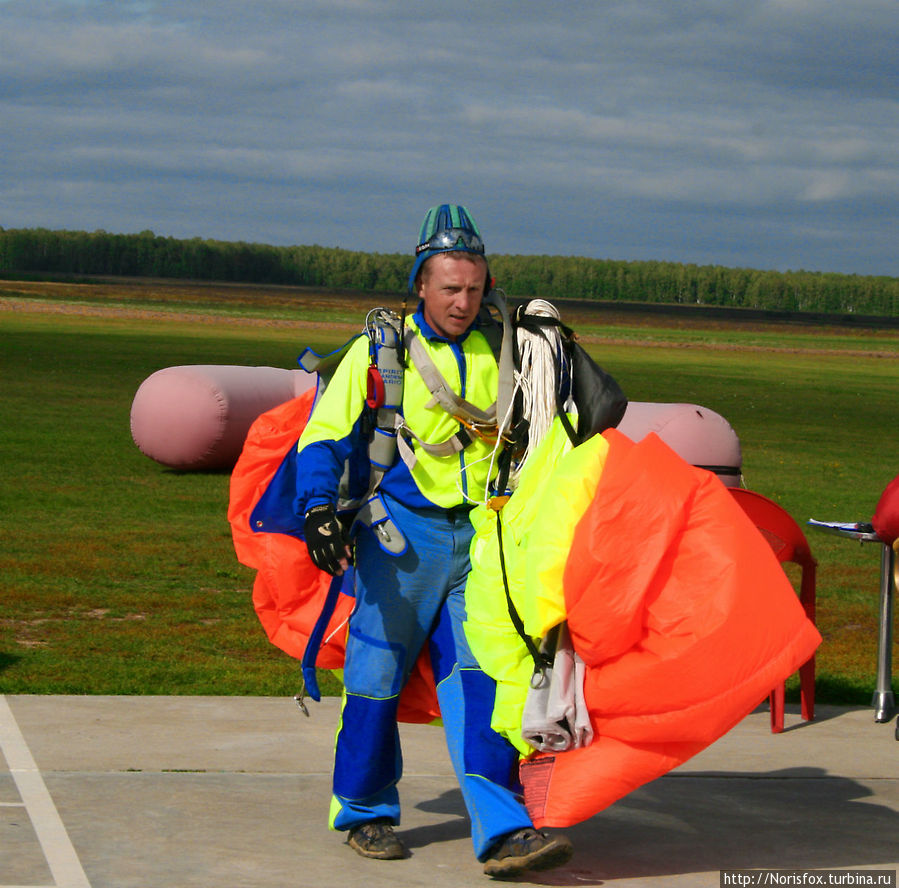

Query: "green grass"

xmin=1 ymin=309 xmax=324 ymax=695
xmin=1 ymin=284 xmax=897 ymax=703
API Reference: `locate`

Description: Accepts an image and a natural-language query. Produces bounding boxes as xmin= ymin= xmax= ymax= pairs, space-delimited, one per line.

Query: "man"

xmin=294 ymin=205 xmax=573 ymax=877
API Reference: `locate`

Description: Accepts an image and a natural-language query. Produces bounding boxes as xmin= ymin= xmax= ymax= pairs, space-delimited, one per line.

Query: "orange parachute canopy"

xmin=520 ymin=430 xmax=821 ymax=827
xmin=227 ymin=392 xmax=439 ymax=724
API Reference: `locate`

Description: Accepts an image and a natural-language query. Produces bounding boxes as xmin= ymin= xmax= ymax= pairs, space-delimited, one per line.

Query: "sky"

xmin=2 ymin=0 xmax=897 ymax=277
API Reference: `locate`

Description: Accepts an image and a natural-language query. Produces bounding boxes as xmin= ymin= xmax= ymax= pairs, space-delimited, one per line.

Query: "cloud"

xmin=0 ymin=0 xmax=897 ymax=275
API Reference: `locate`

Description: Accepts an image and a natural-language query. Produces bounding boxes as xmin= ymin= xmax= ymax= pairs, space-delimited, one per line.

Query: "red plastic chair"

xmin=729 ymin=487 xmax=817 ymax=732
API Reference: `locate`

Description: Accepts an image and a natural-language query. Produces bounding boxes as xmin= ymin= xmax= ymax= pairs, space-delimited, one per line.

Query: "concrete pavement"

xmin=2 ymin=695 xmax=898 ymax=888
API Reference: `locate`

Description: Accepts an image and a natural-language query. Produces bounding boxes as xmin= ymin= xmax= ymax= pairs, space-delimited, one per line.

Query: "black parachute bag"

xmin=563 ymin=332 xmax=628 ymax=442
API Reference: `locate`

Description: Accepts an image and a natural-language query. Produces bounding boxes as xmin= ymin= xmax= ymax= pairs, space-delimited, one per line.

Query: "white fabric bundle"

xmin=521 ymin=622 xmax=594 ymax=752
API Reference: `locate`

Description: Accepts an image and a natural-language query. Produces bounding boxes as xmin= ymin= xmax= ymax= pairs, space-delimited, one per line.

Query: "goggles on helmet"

xmin=415 ymin=228 xmax=485 ymax=256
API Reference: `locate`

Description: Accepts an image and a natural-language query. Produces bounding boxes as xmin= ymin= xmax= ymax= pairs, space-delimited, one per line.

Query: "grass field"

xmin=1 ymin=277 xmax=897 ymax=704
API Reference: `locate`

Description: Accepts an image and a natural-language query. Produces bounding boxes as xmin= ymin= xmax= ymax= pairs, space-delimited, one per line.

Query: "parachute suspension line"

xmin=485 ymin=298 xmax=569 ymax=683
xmin=322 ymin=617 xmax=349 ymax=649
xmin=459 ymin=298 xmax=568 ymax=504
xmin=464 ymin=389 xmax=518 ymax=505
xmin=509 ymin=299 xmax=565 ymax=488
xmin=453 ymin=390 xmax=516 ymax=507
xmin=494 ymin=508 xmax=552 ymax=681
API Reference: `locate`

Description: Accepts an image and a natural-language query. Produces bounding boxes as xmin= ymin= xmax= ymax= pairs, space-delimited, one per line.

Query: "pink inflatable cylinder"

xmin=131 ymin=365 xmax=315 ymax=470
xmin=616 ymin=402 xmax=742 ymax=487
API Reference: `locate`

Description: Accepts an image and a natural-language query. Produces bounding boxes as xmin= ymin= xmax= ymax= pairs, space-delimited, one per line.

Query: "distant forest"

xmin=1 ymin=226 xmax=896 ymax=317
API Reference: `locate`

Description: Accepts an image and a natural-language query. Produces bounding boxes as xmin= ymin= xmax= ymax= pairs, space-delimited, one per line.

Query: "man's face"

xmin=417 ymin=252 xmax=488 ymax=341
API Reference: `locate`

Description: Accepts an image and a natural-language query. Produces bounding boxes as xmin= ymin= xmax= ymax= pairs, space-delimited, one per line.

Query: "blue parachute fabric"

xmin=249 ymin=440 xmax=306 ymax=538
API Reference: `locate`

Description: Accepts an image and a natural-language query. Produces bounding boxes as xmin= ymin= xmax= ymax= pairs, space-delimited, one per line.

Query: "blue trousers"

xmin=329 ymin=496 xmax=532 ymax=860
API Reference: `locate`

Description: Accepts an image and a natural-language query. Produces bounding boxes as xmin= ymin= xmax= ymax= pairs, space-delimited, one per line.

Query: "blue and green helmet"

xmin=408 ymin=204 xmax=486 ymax=291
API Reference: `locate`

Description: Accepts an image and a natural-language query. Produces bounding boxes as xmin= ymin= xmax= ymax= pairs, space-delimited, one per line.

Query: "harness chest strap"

xmin=402 ymin=329 xmax=498 ymax=427
xmin=397 ymin=328 xmax=505 ymax=471
xmin=395 ymin=415 xmax=473 ymax=472
xmin=398 ymin=290 xmax=515 ymax=455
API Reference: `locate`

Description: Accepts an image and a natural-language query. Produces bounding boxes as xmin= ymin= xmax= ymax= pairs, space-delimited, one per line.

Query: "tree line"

xmin=1 ymin=226 xmax=896 ymax=316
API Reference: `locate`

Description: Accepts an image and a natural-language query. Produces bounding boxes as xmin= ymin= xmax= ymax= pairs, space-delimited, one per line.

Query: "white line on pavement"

xmin=0 ymin=696 xmax=91 ymax=888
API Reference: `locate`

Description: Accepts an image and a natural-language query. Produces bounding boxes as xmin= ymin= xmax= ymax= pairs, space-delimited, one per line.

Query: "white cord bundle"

xmin=509 ymin=299 xmax=567 ymax=487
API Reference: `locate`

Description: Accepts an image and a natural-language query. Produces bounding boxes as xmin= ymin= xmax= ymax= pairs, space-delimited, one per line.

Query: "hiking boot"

xmin=346 ymin=818 xmax=407 ymax=860
xmin=483 ymin=827 xmax=573 ymax=877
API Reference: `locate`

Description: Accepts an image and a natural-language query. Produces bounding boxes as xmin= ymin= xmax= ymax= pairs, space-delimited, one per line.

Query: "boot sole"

xmin=347 ymin=842 xmax=406 ymax=860
xmin=483 ymin=838 xmax=573 ymax=877
xmin=347 ymin=835 xmax=407 ymax=860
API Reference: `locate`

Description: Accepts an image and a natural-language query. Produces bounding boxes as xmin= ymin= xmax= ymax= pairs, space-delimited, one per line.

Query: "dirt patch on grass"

xmin=3 ymin=277 xmax=897 ymax=357
xmin=0 ymin=296 xmax=361 ymax=335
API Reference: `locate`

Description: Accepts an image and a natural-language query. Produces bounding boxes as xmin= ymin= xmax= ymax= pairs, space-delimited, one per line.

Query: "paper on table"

xmin=808 ymin=518 xmax=879 ymax=540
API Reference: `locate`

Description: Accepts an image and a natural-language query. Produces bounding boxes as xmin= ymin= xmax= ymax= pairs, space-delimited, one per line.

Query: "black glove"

xmin=304 ymin=504 xmax=351 ymax=575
